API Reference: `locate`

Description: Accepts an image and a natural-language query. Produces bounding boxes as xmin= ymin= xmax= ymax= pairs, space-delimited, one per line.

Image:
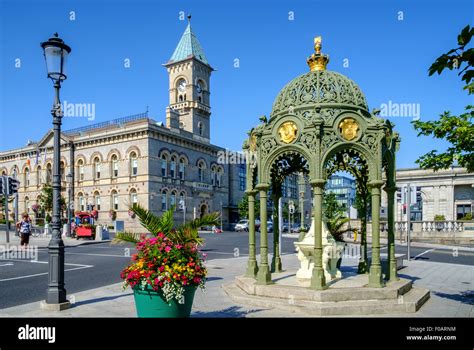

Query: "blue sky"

xmin=0 ymin=0 xmax=472 ymax=169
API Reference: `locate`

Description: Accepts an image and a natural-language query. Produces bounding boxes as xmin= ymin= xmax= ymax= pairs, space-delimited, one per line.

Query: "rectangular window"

xmin=113 ymin=162 xmax=118 ymax=177
xmin=161 ymin=195 xmax=167 ymax=211
xmin=79 ymin=166 xmax=84 ymax=181
xmin=95 ymin=196 xmax=101 ymax=211
xmin=132 ymin=159 xmax=138 ymax=176
xmin=113 ymin=195 xmax=118 ymax=210
xmin=239 ymin=164 xmax=246 ymax=191
xmin=179 ymin=165 xmax=184 ymax=180
xmin=161 ymin=161 xmax=167 ymax=177
xmin=457 ymin=204 xmax=471 ymax=220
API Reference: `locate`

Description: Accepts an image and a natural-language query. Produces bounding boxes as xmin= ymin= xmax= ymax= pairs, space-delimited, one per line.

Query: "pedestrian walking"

xmin=16 ymin=213 xmax=32 ymax=249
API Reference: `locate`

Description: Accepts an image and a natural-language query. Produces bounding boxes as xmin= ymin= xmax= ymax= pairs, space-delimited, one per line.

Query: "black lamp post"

xmin=40 ymin=33 xmax=71 ymax=310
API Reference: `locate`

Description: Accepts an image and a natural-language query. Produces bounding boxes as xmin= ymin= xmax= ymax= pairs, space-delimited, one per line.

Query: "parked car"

xmin=257 ymin=221 xmax=273 ymax=233
xmin=234 ymin=219 xmax=261 ymax=232
xmin=292 ymin=224 xmax=309 ymax=233
xmin=234 ymin=220 xmax=249 ymax=232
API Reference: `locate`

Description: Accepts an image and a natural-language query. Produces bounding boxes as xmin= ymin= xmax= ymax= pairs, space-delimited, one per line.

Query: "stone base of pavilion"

xmin=223 ymin=268 xmax=430 ymax=316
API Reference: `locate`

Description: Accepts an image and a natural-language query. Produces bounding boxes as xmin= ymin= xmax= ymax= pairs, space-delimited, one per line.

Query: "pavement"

xmin=0 ymin=251 xmax=472 ymax=317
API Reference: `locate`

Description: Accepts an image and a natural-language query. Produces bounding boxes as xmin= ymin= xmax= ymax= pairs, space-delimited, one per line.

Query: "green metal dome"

xmin=271 ymin=70 xmax=368 ymax=117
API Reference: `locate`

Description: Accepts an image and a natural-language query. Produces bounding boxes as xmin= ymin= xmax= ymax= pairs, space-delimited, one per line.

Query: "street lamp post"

xmin=66 ymin=173 xmax=73 ymax=237
xmin=40 ymin=33 xmax=71 ymax=311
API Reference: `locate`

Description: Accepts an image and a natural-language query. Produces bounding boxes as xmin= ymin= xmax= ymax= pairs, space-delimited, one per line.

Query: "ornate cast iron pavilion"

xmin=243 ymin=37 xmax=400 ymax=289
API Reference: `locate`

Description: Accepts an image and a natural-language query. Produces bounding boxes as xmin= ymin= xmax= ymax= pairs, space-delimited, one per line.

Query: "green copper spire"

xmin=169 ymin=16 xmax=209 ymax=65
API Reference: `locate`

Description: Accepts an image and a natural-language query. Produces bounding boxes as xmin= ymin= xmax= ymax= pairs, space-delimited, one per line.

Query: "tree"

xmin=412 ymin=25 xmax=474 ymax=172
xmin=38 ymin=184 xmax=66 ymax=215
xmin=237 ymin=193 xmax=260 ymax=220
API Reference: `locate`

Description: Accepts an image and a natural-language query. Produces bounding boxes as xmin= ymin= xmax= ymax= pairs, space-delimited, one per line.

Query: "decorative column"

xmin=245 ymin=190 xmax=258 ymax=278
xmin=255 ymin=183 xmax=272 ymax=284
xmin=310 ymin=179 xmax=327 ymax=290
xmin=384 ymin=184 xmax=399 ymax=282
xmin=271 ymin=189 xmax=282 ymax=273
xmin=368 ymin=180 xmax=384 ymax=288
xmin=298 ymin=173 xmax=305 ymax=227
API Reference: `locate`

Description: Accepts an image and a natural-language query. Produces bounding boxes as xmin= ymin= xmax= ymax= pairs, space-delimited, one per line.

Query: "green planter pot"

xmin=133 ymin=285 xmax=197 ymax=318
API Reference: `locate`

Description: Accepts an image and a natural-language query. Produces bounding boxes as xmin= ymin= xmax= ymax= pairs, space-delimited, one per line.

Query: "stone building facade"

xmin=381 ymin=167 xmax=474 ymax=222
xmin=0 ymin=20 xmax=246 ymax=230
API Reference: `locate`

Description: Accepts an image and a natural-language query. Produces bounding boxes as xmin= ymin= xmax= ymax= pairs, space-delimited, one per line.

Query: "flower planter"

xmin=133 ymin=285 xmax=197 ymax=318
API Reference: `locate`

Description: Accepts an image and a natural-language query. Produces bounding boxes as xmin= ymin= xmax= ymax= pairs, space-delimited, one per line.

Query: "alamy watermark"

xmin=380 ymin=100 xmax=420 ymax=120
xmin=62 ymin=100 xmax=96 ymax=121
xmin=0 ymin=245 xmax=38 ymax=261
xmin=217 ymin=150 xmax=257 ymax=167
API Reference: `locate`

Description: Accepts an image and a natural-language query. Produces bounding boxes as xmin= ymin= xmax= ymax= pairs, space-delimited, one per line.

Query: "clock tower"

xmin=164 ymin=16 xmax=214 ymax=142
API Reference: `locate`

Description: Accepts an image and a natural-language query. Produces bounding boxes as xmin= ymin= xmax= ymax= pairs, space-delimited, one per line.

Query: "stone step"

xmin=235 ymin=276 xmax=414 ymax=303
xmin=223 ymin=282 xmax=431 ymax=316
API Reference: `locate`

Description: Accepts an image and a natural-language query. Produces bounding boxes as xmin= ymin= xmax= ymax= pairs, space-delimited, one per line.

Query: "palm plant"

xmin=326 ymin=212 xmax=353 ymax=242
xmin=113 ymin=203 xmax=220 ymax=245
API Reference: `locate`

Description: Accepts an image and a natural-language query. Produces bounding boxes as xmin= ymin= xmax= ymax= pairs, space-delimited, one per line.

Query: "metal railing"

xmin=64 ymin=112 xmax=149 ymax=135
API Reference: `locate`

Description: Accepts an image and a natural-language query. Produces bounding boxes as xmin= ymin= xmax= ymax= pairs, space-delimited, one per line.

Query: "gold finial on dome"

xmin=307 ymin=36 xmax=329 ymax=71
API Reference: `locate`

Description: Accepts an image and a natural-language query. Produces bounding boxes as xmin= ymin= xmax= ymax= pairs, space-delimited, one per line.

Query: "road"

xmin=0 ymin=231 xmax=472 ymax=309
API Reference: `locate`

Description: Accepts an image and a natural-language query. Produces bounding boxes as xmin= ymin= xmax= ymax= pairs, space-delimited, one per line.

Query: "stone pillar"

xmin=384 ymin=185 xmax=398 ymax=282
xmin=271 ymin=191 xmax=282 ymax=273
xmin=368 ymin=180 xmax=384 ymax=288
xmin=310 ymin=179 xmax=327 ymax=290
xmin=245 ymin=190 xmax=258 ymax=278
xmin=256 ymin=183 xmax=271 ymax=284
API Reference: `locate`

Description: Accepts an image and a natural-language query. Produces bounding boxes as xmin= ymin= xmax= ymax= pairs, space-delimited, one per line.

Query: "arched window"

xmin=111 ymin=155 xmax=119 ymax=178
xmin=78 ymin=193 xmax=85 ymax=211
xmin=198 ymin=161 xmax=205 ymax=182
xmin=179 ymin=158 xmax=185 ymax=180
xmin=37 ymin=166 xmax=42 ymax=185
xmin=46 ymin=164 xmax=52 ymax=184
xmin=94 ymin=157 xmax=101 ymax=179
xmin=211 ymin=166 xmax=216 ymax=186
xmin=179 ymin=192 xmax=186 ymax=212
xmin=24 ymin=168 xmax=30 ymax=187
xmin=161 ymin=190 xmax=168 ymax=211
xmin=217 ymin=167 xmax=223 ymax=187
xmin=130 ymin=189 xmax=138 ymax=206
xmin=198 ymin=122 xmax=203 ymax=136
xmin=130 ymin=152 xmax=138 ymax=176
xmin=94 ymin=192 xmax=101 ymax=211
xmin=197 ymin=80 xmax=204 ymax=103
xmin=25 ymin=196 xmax=30 ymax=213
xmin=111 ymin=190 xmax=119 ymax=210
xmin=78 ymin=160 xmax=85 ymax=181
xmin=170 ymin=191 xmax=177 ymax=210
xmin=161 ymin=155 xmax=168 ymax=177
xmin=170 ymin=156 xmax=176 ymax=178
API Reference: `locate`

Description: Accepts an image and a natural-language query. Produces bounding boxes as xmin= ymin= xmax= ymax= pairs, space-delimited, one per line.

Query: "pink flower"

xmin=176 ymin=245 xmax=183 ymax=249
xmin=164 ymin=246 xmax=171 ymax=253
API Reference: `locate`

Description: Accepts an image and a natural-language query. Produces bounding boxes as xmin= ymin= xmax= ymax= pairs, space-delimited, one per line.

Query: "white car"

xmin=234 ymin=220 xmax=249 ymax=232
xmin=234 ymin=219 xmax=261 ymax=232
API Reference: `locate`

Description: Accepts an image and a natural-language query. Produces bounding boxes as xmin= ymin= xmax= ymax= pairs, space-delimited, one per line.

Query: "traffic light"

xmin=7 ymin=177 xmax=20 ymax=195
